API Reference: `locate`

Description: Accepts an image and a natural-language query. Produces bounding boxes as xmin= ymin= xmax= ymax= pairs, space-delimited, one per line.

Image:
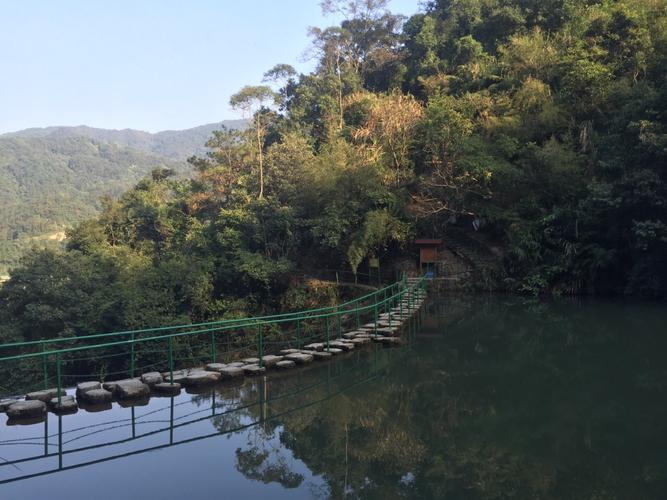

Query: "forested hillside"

xmin=0 ymin=136 xmax=184 ymax=273
xmin=4 ymin=120 xmax=247 ymax=160
xmin=0 ymin=121 xmax=245 ymax=273
xmin=1 ymin=0 xmax=666 ymax=344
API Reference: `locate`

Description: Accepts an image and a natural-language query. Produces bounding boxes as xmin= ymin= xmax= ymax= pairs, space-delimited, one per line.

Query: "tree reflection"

xmin=236 ymin=446 xmax=304 ymax=489
xmin=225 ymin=296 xmax=667 ymax=499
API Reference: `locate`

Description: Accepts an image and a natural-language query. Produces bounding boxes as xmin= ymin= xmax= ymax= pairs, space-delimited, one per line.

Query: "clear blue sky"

xmin=0 ymin=0 xmax=421 ymax=134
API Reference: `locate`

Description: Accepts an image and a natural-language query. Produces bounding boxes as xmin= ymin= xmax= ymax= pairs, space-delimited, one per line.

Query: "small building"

xmin=414 ymin=239 xmax=442 ymax=277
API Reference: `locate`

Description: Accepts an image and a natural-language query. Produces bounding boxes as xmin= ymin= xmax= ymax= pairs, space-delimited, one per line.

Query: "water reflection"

xmin=1 ymin=295 xmax=666 ymax=499
xmin=0 ymin=347 xmax=399 ymax=491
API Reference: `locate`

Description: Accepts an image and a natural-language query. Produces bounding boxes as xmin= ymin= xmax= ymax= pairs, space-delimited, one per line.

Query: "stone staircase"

xmin=435 ymin=228 xmax=504 ymax=290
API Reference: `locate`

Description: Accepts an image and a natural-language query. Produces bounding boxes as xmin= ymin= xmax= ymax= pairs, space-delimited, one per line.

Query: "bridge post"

xmin=296 ymin=318 xmax=301 ymax=349
xmin=355 ymin=303 xmax=360 ymax=328
xmin=257 ymin=323 xmax=263 ymax=367
xmin=168 ymin=336 xmax=174 ymax=385
xmin=337 ymin=306 xmax=342 ymax=339
xmin=373 ymin=301 xmax=378 ymax=335
xmin=210 ymin=331 xmax=216 ymax=363
xmin=42 ymin=342 xmax=48 ymax=390
xmin=325 ymin=316 xmax=330 ymax=348
xmin=56 ymin=352 xmax=62 ymax=408
xmin=130 ymin=332 xmax=135 ymax=378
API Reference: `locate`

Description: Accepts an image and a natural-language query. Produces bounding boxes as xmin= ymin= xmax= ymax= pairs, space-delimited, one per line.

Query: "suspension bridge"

xmin=0 ymin=275 xmax=428 ymax=422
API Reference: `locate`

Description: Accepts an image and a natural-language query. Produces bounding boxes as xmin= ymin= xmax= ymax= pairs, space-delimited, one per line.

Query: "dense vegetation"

xmin=0 ymin=121 xmax=244 ymax=274
xmin=1 ymin=0 xmax=666 ymax=344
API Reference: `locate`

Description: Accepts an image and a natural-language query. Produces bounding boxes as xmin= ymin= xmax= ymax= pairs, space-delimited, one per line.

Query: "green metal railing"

xmin=0 ymin=275 xmax=428 ymax=400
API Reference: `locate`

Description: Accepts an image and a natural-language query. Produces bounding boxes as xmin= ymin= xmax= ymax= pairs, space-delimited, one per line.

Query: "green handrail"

xmin=0 ymin=278 xmax=425 ymax=361
xmin=0 ymin=278 xmax=403 ymax=352
xmin=0 ymin=275 xmax=428 ymax=397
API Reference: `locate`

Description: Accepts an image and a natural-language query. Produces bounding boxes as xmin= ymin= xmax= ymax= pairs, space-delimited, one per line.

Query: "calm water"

xmin=1 ymin=295 xmax=666 ymax=499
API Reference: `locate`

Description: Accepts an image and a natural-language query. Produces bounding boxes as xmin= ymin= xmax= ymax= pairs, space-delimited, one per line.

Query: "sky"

xmin=0 ymin=0 xmax=421 ymax=134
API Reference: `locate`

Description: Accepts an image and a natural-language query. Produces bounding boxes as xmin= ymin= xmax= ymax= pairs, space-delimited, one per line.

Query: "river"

xmin=1 ymin=294 xmax=665 ymax=499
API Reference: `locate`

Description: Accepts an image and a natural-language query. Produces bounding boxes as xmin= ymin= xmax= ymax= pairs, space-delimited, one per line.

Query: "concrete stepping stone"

xmin=323 ymin=348 xmax=343 ymax=355
xmin=26 ymin=388 xmax=67 ymax=403
xmin=219 ymin=366 xmax=244 ymax=379
xmin=114 ymin=379 xmax=151 ymax=399
xmin=375 ymin=327 xmax=400 ymax=336
xmin=242 ymin=357 xmax=260 ymax=364
xmin=140 ymin=372 xmax=163 ymax=386
xmin=160 ymin=370 xmax=189 ymax=383
xmin=76 ymin=381 xmax=101 ymax=398
xmin=103 ymin=378 xmax=139 ymax=392
xmin=311 ymin=351 xmax=333 ymax=360
xmin=276 ymin=360 xmax=296 ymax=369
xmin=279 ymin=349 xmax=301 ymax=355
xmin=205 ymin=363 xmax=228 ymax=372
xmin=304 ymin=342 xmax=325 ymax=351
xmin=6 ymin=400 xmax=46 ymax=420
xmin=348 ymin=337 xmax=371 ymax=345
xmin=243 ymin=364 xmax=266 ymax=376
xmin=329 ymin=341 xmax=354 ymax=351
xmin=227 ymin=362 xmax=245 ymax=368
xmin=153 ymin=382 xmax=182 ymax=396
xmin=342 ymin=332 xmax=359 ymax=339
xmin=183 ymin=371 xmax=221 ymax=386
xmin=260 ymin=355 xmax=283 ymax=367
xmin=80 ymin=388 xmax=113 ymax=404
xmin=50 ymin=395 xmax=78 ymax=413
xmin=285 ymin=352 xmax=314 ymax=364
xmin=0 ymin=398 xmax=19 ymax=413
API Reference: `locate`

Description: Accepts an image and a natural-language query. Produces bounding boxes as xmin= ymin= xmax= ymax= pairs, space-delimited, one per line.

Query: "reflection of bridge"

xmin=0 ymin=346 xmax=408 ymax=485
xmin=0 ymin=275 xmax=427 ymax=412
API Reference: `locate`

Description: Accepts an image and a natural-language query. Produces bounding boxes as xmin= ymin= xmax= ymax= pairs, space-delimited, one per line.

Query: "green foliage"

xmin=0 ymin=121 xmax=245 ymax=274
xmin=2 ymin=0 xmax=667 ymax=347
xmin=347 ymin=209 xmax=411 ymax=273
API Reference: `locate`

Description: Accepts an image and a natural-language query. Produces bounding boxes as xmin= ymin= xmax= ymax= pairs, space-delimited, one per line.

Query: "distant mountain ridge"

xmin=3 ymin=119 xmax=247 ymax=161
xmin=0 ymin=120 xmax=246 ymax=273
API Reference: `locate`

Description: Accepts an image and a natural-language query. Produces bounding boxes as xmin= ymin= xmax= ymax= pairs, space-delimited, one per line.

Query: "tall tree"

xmin=230 ymin=86 xmax=278 ymax=199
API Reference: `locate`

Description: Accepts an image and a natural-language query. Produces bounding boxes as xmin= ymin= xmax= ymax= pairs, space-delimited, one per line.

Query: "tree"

xmin=230 ymin=86 xmax=278 ymax=199
xmin=346 ymin=90 xmax=424 ymax=186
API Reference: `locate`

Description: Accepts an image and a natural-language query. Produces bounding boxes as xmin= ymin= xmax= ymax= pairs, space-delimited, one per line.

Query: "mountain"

xmin=0 ymin=120 xmax=245 ymax=274
xmin=3 ymin=119 xmax=247 ymax=161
